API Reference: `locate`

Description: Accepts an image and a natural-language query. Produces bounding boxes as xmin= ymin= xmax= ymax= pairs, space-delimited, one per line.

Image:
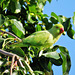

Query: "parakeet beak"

xmin=60 ymin=28 xmax=64 ymax=34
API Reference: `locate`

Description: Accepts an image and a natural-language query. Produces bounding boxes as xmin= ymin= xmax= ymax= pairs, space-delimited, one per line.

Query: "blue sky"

xmin=43 ymin=0 xmax=75 ymax=75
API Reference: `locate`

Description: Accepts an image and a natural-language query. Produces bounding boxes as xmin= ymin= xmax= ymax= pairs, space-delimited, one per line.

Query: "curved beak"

xmin=60 ymin=28 xmax=64 ymax=34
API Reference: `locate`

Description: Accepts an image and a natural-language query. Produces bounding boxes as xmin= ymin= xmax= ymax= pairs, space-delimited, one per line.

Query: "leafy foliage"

xmin=0 ymin=0 xmax=74 ymax=75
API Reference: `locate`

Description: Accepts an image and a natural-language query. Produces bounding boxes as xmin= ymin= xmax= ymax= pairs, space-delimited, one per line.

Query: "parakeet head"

xmin=53 ymin=24 xmax=64 ymax=34
xmin=49 ymin=24 xmax=64 ymax=37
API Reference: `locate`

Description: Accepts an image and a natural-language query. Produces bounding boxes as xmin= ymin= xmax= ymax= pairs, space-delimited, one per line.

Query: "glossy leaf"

xmin=51 ymin=12 xmax=58 ymax=20
xmin=59 ymin=46 xmax=71 ymax=75
xmin=58 ymin=16 xmax=63 ymax=24
xmin=50 ymin=12 xmax=58 ymax=24
xmin=63 ymin=18 xmax=71 ymax=31
xmin=42 ymin=51 xmax=60 ymax=59
xmin=10 ymin=19 xmax=25 ymax=38
xmin=59 ymin=15 xmax=67 ymax=22
xmin=67 ymin=24 xmax=75 ymax=39
xmin=50 ymin=17 xmax=58 ymax=24
xmin=15 ymin=1 xmax=21 ymax=13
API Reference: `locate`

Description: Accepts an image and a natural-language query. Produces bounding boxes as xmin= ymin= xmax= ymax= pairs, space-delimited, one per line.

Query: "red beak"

xmin=60 ymin=28 xmax=64 ymax=34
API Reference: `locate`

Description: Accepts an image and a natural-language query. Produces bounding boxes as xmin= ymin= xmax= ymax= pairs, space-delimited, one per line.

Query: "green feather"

xmin=9 ymin=24 xmax=64 ymax=50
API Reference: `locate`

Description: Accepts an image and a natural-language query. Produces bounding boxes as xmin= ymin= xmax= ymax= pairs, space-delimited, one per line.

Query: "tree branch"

xmin=0 ymin=30 xmax=22 ymax=42
xmin=0 ymin=49 xmax=19 ymax=58
xmin=0 ymin=49 xmax=35 ymax=75
xmin=0 ymin=49 xmax=27 ymax=75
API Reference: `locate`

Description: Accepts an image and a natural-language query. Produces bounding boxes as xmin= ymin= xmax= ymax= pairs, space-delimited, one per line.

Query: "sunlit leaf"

xmin=10 ymin=19 xmax=25 ymax=38
xmin=15 ymin=1 xmax=21 ymax=13
xmin=59 ymin=46 xmax=71 ymax=75
xmin=72 ymin=12 xmax=75 ymax=26
xmin=59 ymin=15 xmax=67 ymax=22
xmin=28 ymin=13 xmax=36 ymax=23
xmin=50 ymin=12 xmax=58 ymax=24
xmin=29 ymin=5 xmax=37 ymax=13
xmin=51 ymin=12 xmax=58 ymax=20
xmin=58 ymin=16 xmax=63 ymax=24
xmin=42 ymin=51 xmax=60 ymax=59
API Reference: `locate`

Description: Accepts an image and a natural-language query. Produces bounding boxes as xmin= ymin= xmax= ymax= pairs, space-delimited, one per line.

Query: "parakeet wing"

xmin=23 ymin=30 xmax=53 ymax=47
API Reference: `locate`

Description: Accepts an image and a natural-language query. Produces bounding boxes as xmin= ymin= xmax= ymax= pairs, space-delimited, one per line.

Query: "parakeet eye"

xmin=56 ymin=26 xmax=59 ymax=28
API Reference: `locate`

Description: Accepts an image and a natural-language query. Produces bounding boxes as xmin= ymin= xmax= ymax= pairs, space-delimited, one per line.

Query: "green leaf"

xmin=0 ymin=0 xmax=4 ymax=6
xmin=42 ymin=18 xmax=48 ymax=25
xmin=42 ymin=51 xmax=60 ymax=59
xmin=72 ymin=12 xmax=75 ymax=26
xmin=15 ymin=1 xmax=21 ymax=13
xmin=63 ymin=18 xmax=71 ymax=31
xmin=51 ymin=12 xmax=58 ymax=20
xmin=10 ymin=19 xmax=25 ymax=38
xmin=59 ymin=15 xmax=67 ymax=22
xmin=58 ymin=16 xmax=63 ymax=24
xmin=7 ymin=0 xmax=21 ymax=13
xmin=45 ymin=22 xmax=53 ymax=30
xmin=29 ymin=5 xmax=37 ymax=13
xmin=2 ymin=0 xmax=10 ymax=10
xmin=7 ymin=0 xmax=16 ymax=13
xmin=50 ymin=17 xmax=58 ymax=24
xmin=59 ymin=46 xmax=71 ymax=75
xmin=39 ymin=56 xmax=50 ymax=71
xmin=28 ymin=13 xmax=36 ymax=23
xmin=50 ymin=12 xmax=58 ymax=24
xmin=67 ymin=24 xmax=75 ymax=39
xmin=7 ymin=47 xmax=25 ymax=57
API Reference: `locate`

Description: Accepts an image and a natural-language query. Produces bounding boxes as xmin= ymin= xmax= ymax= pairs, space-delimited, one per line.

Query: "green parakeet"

xmin=9 ymin=24 xmax=64 ymax=50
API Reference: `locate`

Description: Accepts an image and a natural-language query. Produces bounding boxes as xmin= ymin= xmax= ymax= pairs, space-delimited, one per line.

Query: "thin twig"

xmin=10 ymin=55 xmax=15 ymax=75
xmin=0 ymin=49 xmax=27 ymax=74
xmin=24 ymin=60 xmax=35 ymax=75
xmin=0 ymin=30 xmax=22 ymax=42
xmin=18 ymin=59 xmax=26 ymax=74
xmin=0 ymin=49 xmax=19 ymax=75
